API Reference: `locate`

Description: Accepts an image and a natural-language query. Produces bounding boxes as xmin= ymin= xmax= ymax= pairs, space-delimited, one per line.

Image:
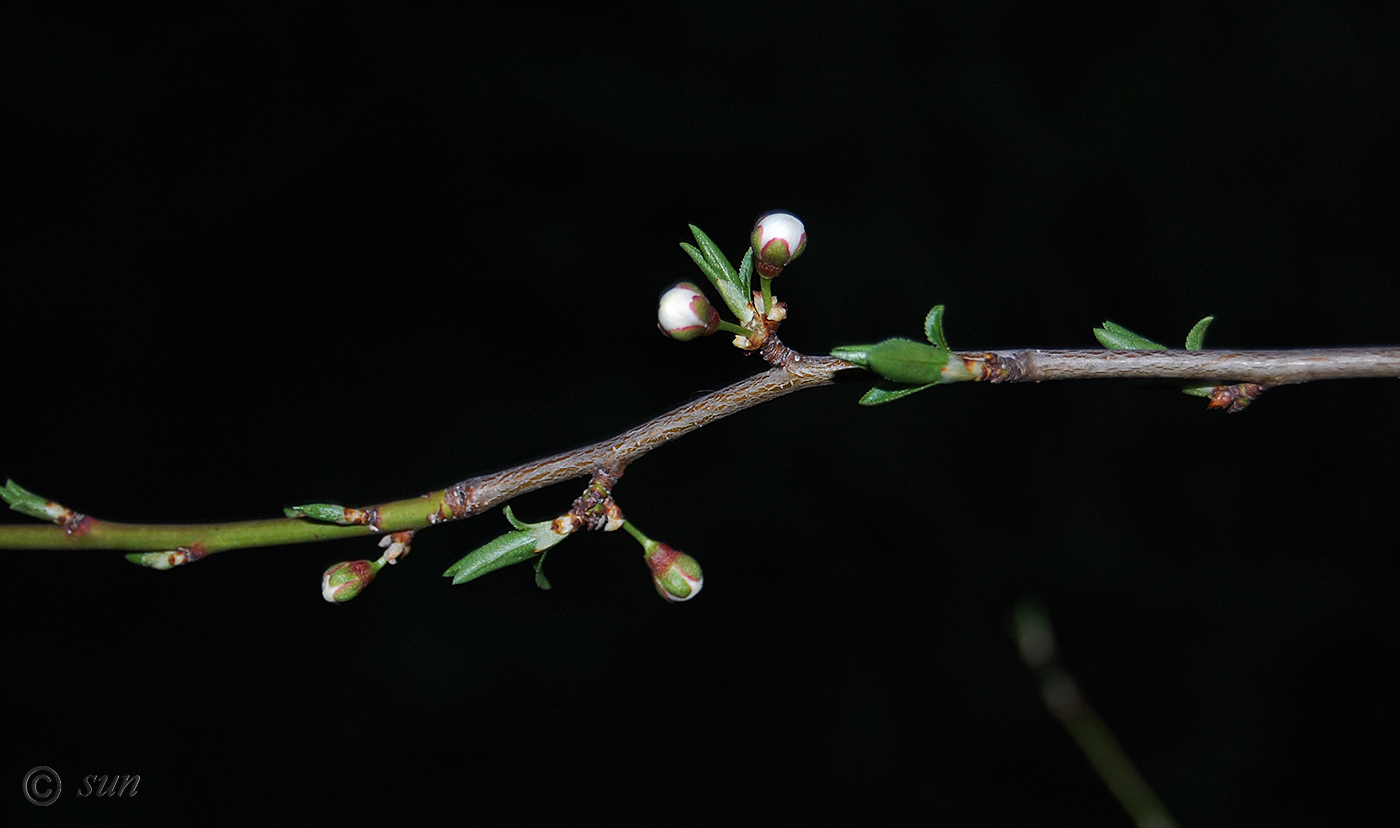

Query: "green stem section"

xmin=716 ymin=320 xmax=750 ymax=337
xmin=0 ymin=489 xmax=454 ymax=554
xmin=620 ymin=520 xmax=649 ymax=547
xmin=0 ymin=348 xmax=853 ymax=558
xmin=760 ymin=276 xmax=773 ymax=316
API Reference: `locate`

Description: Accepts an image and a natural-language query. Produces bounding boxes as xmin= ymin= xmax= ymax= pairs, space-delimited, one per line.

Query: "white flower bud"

xmin=750 ymin=211 xmax=807 ymax=278
xmin=657 ymin=281 xmax=721 ymax=341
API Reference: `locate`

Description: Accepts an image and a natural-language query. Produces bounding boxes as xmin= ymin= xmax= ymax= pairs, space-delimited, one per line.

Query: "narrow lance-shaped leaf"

xmin=533 ymin=551 xmax=552 ymax=590
xmin=737 ymin=248 xmax=753 ymax=297
xmin=830 ymin=344 xmax=873 ymax=366
xmin=688 ymin=224 xmax=738 ymax=285
xmin=1093 ymin=321 xmax=1167 ymax=350
xmin=678 ymin=242 xmax=721 ymax=285
xmin=284 ymin=502 xmax=351 ymax=523
xmin=680 ymin=242 xmax=752 ymax=325
xmin=503 ymin=505 xmax=532 ymax=531
xmin=444 ymin=506 xmax=576 ymax=587
xmin=924 ymin=305 xmax=951 ymax=350
xmin=682 ymin=225 xmax=754 ymax=325
xmin=858 ymin=383 xmax=938 ymax=406
xmin=1185 ymin=316 xmax=1214 ymax=350
xmin=1095 ymin=316 xmax=1220 ymax=398
xmin=1181 ymin=315 xmax=1217 ymax=397
xmin=442 ymin=529 xmax=538 ymax=585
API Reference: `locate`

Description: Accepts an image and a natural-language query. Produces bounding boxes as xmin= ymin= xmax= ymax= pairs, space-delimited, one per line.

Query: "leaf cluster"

xmin=1093 ymin=316 xmax=1215 ymax=397
xmin=831 ymin=306 xmax=970 ymax=404
xmin=680 ymin=225 xmax=754 ymax=325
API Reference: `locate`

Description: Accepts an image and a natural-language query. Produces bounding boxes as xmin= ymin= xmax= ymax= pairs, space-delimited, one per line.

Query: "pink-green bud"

xmin=749 ymin=211 xmax=807 ymax=278
xmin=657 ymin=281 xmax=721 ymax=341
xmin=322 ymin=559 xmax=384 ymax=603
xmin=644 ymin=542 xmax=704 ymax=602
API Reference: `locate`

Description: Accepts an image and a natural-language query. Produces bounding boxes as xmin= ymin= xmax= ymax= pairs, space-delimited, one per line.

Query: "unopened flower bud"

xmin=657 ymin=281 xmax=721 ymax=341
xmin=322 ymin=558 xmax=384 ymax=603
xmin=749 ymin=211 xmax=807 ymax=278
xmin=644 ymin=542 xmax=704 ymax=602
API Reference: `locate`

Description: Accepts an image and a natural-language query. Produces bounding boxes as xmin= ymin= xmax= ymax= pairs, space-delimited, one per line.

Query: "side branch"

xmin=0 ymin=351 xmax=853 ymax=554
xmin=440 ymin=349 xmax=845 ymax=518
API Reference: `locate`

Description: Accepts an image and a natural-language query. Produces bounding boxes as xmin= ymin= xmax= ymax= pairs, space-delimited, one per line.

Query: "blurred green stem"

xmin=1014 ymin=603 xmax=1180 ymax=828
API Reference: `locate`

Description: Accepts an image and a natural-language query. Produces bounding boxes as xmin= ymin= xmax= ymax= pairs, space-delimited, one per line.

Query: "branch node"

xmin=443 ymin=482 xmax=477 ymax=520
xmin=378 ymin=530 xmax=414 ymax=564
xmin=967 ymin=351 xmax=1026 ymax=383
xmin=1206 ymin=382 xmax=1267 ymax=412
xmin=567 ymin=471 xmax=625 ymax=532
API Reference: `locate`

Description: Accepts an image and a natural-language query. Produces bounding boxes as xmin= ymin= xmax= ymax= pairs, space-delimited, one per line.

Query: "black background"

xmin=4 ymin=2 xmax=1398 ymax=825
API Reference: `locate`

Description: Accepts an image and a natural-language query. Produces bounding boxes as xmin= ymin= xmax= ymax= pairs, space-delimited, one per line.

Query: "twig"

xmin=3 ymin=344 xmax=1396 ymax=555
xmin=0 ymin=346 xmax=849 ymax=556
xmin=967 ymin=347 xmax=1400 ymax=384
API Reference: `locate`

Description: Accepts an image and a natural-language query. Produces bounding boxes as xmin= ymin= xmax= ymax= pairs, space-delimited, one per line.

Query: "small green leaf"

xmin=286 ymin=502 xmax=350 ymax=523
xmin=1097 ymin=317 xmax=1219 ymax=398
xmin=737 ymin=248 xmax=753 ymax=295
xmin=2 ymin=479 xmax=55 ymax=521
xmin=533 ymin=551 xmax=552 ymax=590
xmin=125 ymin=552 xmax=176 ymax=570
xmin=688 ymin=224 xmax=738 ymax=285
xmin=690 ymin=225 xmax=753 ymax=324
xmin=443 ymin=530 xmax=538 ymax=585
xmin=858 ymin=383 xmax=937 ymax=405
xmin=1185 ymin=316 xmax=1214 ymax=350
xmin=124 ymin=550 xmax=197 ymax=570
xmin=1093 ymin=321 xmax=1167 ymax=350
xmin=863 ymin=338 xmax=952 ymax=384
xmin=1181 ymin=316 xmax=1215 ymax=395
xmin=924 ymin=305 xmax=950 ymax=350
xmin=830 ymin=344 xmax=873 ymax=367
xmin=679 ymin=242 xmax=721 ymax=284
xmin=502 ymin=505 xmax=530 ymax=531
xmin=680 ymin=240 xmax=752 ymax=324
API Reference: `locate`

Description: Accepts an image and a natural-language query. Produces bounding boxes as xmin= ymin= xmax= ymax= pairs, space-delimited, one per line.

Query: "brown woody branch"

xmin=2 ymin=342 xmax=1395 ymax=556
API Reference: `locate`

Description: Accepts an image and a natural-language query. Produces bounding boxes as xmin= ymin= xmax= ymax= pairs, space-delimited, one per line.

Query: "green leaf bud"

xmin=125 ymin=546 xmax=206 ymax=569
xmin=322 ymin=558 xmax=385 ymax=603
xmin=860 ymin=338 xmax=973 ymax=384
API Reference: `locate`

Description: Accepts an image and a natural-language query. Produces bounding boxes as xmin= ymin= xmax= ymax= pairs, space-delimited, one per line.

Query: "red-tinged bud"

xmin=622 ymin=521 xmax=705 ymax=602
xmin=749 ymin=211 xmax=807 ymax=278
xmin=644 ymin=542 xmax=704 ymax=603
xmin=322 ymin=558 xmax=384 ymax=603
xmin=658 ymin=281 xmax=721 ymax=341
